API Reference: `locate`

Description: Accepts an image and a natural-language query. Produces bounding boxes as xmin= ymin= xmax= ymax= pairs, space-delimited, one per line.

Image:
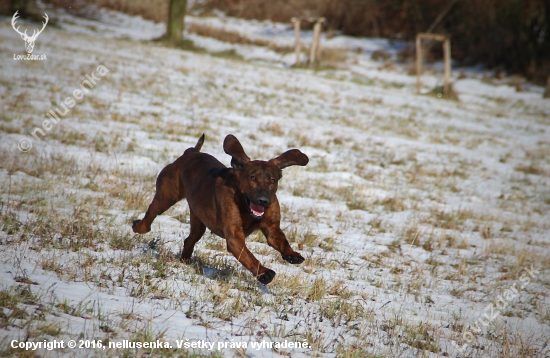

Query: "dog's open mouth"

xmin=246 ymin=197 xmax=266 ymax=218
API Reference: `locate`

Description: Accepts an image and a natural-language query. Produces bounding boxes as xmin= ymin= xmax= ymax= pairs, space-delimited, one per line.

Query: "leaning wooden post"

xmin=416 ymin=34 xmax=422 ymax=94
xmin=291 ymin=17 xmax=301 ymax=65
xmin=443 ymin=37 xmax=451 ymax=98
xmin=309 ymin=18 xmax=323 ymax=67
xmin=315 ymin=17 xmax=326 ymax=61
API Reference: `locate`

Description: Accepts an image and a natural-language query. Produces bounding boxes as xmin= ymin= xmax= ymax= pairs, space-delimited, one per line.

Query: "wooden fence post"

xmin=291 ymin=17 xmax=301 ymax=65
xmin=315 ymin=17 xmax=326 ymax=61
xmin=416 ymin=33 xmax=451 ymax=97
xmin=443 ymin=38 xmax=451 ymax=98
xmin=309 ymin=18 xmax=324 ymax=67
xmin=416 ymin=34 xmax=422 ymax=94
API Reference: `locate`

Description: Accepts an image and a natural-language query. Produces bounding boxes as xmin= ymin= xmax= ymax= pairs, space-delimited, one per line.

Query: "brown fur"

xmin=132 ymin=134 xmax=309 ymax=284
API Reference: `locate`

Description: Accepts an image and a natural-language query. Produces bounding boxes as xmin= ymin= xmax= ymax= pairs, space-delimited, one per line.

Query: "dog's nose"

xmin=256 ymin=196 xmax=270 ymax=207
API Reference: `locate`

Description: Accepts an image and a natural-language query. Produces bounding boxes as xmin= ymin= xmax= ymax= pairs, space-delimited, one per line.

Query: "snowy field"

xmin=1 ymin=3 xmax=550 ymax=357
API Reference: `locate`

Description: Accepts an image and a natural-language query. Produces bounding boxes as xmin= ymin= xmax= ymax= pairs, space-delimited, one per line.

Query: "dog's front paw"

xmin=132 ymin=220 xmax=150 ymax=234
xmin=282 ymin=253 xmax=304 ymax=264
xmin=258 ymin=269 xmax=276 ymax=285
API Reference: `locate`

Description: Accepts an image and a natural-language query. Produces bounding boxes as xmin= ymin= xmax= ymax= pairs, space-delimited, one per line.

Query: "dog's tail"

xmin=195 ymin=134 xmax=205 ymax=151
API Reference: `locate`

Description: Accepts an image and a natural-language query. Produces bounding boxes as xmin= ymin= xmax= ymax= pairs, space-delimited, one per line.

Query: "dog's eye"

xmin=250 ymin=175 xmax=256 ymax=181
xmin=270 ymin=178 xmax=276 ymax=184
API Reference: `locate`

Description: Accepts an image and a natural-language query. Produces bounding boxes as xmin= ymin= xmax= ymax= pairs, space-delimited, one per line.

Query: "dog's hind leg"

xmin=132 ymin=163 xmax=184 ymax=234
xmin=180 ymin=209 xmax=206 ymax=262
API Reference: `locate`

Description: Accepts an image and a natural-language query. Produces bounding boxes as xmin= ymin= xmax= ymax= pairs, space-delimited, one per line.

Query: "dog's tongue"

xmin=250 ymin=202 xmax=265 ymax=216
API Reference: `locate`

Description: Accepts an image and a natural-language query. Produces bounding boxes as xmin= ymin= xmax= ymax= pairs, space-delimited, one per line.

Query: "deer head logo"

xmin=11 ymin=11 xmax=49 ymax=54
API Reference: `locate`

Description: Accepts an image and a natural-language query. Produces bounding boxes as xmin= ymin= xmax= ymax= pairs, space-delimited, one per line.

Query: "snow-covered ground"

xmin=0 ymin=3 xmax=549 ymax=357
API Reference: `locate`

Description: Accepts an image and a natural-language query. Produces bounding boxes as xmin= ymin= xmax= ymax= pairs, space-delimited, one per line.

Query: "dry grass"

xmin=515 ymin=163 xmax=547 ymax=176
xmin=318 ymin=47 xmax=349 ymax=66
xmin=187 ymin=23 xmax=294 ymax=54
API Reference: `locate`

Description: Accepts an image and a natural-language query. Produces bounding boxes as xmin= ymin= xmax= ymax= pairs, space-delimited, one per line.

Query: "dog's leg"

xmin=132 ymin=195 xmax=176 ymax=234
xmin=180 ymin=209 xmax=206 ymax=262
xmin=260 ymin=201 xmax=305 ymax=264
xmin=225 ymin=231 xmax=275 ymax=284
xmin=261 ymin=226 xmax=305 ymax=264
xmin=132 ymin=164 xmax=184 ymax=234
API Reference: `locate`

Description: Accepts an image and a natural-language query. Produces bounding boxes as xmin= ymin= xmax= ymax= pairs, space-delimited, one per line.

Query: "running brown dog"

xmin=132 ymin=134 xmax=309 ymax=284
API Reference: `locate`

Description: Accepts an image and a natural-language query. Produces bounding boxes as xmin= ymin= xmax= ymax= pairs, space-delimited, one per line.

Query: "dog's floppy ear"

xmin=224 ymin=134 xmax=250 ymax=170
xmin=269 ymin=149 xmax=309 ymax=170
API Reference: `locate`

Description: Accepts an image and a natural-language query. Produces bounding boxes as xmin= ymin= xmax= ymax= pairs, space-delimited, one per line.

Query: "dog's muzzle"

xmin=249 ymin=201 xmax=266 ymax=217
xmin=246 ymin=196 xmax=268 ymax=218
